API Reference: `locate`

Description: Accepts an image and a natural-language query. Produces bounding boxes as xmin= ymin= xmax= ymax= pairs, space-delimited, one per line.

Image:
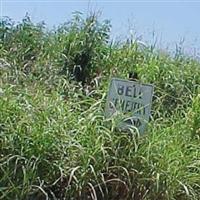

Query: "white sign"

xmin=105 ymin=78 xmax=154 ymax=133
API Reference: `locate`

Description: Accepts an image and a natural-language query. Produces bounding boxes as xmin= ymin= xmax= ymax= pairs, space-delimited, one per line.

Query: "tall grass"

xmin=0 ymin=13 xmax=200 ymax=199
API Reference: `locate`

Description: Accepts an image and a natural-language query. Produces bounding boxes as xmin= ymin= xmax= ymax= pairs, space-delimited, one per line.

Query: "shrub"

xmin=58 ymin=12 xmax=111 ymax=84
xmin=0 ymin=14 xmax=45 ymax=74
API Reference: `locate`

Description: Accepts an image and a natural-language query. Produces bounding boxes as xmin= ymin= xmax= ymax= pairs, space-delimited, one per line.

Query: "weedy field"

xmin=0 ymin=12 xmax=200 ymax=200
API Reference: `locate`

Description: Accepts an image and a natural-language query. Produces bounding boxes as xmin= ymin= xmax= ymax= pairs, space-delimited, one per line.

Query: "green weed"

xmin=0 ymin=12 xmax=200 ymax=200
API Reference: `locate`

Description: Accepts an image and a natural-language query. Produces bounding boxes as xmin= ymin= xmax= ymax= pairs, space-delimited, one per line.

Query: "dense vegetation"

xmin=0 ymin=13 xmax=200 ymax=200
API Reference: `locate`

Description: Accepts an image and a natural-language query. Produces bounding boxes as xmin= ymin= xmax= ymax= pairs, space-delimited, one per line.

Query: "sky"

xmin=1 ymin=0 xmax=200 ymax=55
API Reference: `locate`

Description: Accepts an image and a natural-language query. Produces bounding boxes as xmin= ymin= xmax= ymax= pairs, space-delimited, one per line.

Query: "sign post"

xmin=105 ymin=78 xmax=154 ymax=134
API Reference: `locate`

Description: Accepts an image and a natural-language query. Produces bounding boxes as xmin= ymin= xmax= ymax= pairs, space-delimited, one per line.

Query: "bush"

xmin=0 ymin=14 xmax=45 ymax=74
xmin=58 ymin=12 xmax=111 ymax=84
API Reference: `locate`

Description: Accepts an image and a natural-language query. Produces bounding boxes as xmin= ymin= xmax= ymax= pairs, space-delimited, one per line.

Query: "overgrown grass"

xmin=0 ymin=12 xmax=200 ymax=200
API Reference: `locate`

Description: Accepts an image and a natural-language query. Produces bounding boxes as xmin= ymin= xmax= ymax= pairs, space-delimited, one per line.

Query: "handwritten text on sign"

xmin=105 ymin=78 xmax=154 ymax=133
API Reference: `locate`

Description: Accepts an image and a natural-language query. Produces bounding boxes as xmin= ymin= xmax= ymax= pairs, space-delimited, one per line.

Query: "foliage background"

xmin=0 ymin=13 xmax=200 ymax=200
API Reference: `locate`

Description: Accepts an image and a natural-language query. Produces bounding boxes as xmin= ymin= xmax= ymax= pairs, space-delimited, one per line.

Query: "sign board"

xmin=105 ymin=78 xmax=154 ymax=133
